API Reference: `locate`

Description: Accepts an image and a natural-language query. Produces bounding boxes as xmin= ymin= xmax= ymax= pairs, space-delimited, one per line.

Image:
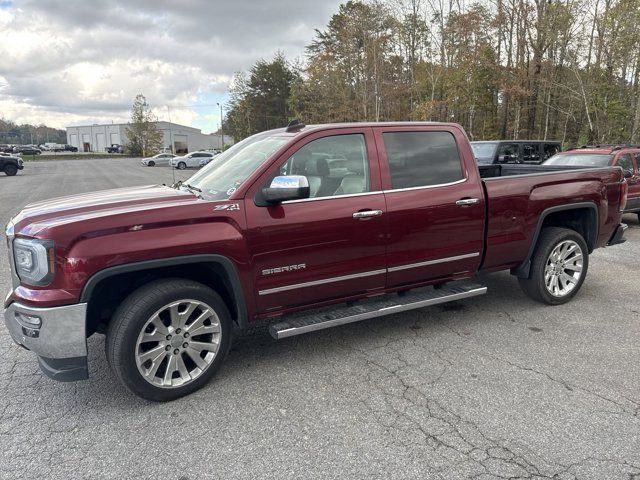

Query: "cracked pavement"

xmin=0 ymin=158 xmax=639 ymax=479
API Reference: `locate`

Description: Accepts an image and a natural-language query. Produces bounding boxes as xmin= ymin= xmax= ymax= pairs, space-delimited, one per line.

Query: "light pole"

xmin=217 ymin=102 xmax=224 ymax=150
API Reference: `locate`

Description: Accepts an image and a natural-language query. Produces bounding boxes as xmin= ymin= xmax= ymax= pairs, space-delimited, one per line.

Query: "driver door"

xmin=244 ymin=127 xmax=388 ymax=314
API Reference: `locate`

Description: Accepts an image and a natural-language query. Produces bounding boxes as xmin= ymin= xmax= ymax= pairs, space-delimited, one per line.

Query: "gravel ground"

xmin=0 ymin=158 xmax=639 ymax=480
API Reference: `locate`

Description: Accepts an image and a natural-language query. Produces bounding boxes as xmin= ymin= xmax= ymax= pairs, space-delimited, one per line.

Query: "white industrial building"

xmin=66 ymin=121 xmax=233 ymax=154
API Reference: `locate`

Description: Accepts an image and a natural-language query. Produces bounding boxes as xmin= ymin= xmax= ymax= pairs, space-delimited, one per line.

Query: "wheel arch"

xmin=511 ymin=202 xmax=598 ymax=279
xmin=81 ymin=255 xmax=247 ymax=335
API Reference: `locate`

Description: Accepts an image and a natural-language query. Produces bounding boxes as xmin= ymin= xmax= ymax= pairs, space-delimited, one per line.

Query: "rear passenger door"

xmin=374 ymin=126 xmax=485 ymax=289
xmin=618 ymin=153 xmax=640 ymax=211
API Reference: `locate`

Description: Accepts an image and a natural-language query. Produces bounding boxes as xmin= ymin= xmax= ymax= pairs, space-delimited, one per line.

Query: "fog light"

xmin=15 ymin=312 xmax=42 ymax=329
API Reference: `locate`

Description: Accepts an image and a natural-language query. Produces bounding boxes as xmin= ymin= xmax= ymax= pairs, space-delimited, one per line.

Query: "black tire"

xmin=148 ymin=160 xmax=155 ymax=167
xmin=518 ymin=227 xmax=589 ymax=305
xmin=105 ymin=278 xmax=232 ymax=401
xmin=177 ymin=161 xmax=186 ymax=170
xmin=4 ymin=164 xmax=18 ymax=176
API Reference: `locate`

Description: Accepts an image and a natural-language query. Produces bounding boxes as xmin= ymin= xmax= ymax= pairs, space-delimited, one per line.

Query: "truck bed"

xmin=478 ymin=164 xmax=624 ymax=272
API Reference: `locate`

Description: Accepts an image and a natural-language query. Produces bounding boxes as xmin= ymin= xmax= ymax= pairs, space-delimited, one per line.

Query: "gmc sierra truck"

xmin=3 ymin=122 xmax=628 ymax=401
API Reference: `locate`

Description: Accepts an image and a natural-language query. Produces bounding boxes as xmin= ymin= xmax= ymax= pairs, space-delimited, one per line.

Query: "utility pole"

xmin=217 ymin=102 xmax=224 ymax=150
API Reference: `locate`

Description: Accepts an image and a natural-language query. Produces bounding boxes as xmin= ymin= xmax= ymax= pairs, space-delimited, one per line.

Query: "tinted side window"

xmin=522 ymin=144 xmax=541 ymax=163
xmin=543 ymin=143 xmax=561 ymax=160
xmin=497 ymin=143 xmax=519 ymax=163
xmin=278 ymin=134 xmax=369 ymax=198
xmin=616 ymin=154 xmax=633 ymax=172
xmin=382 ymin=131 xmax=463 ymax=189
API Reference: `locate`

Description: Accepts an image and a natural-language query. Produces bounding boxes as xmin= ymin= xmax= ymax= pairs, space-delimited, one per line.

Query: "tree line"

xmin=0 ymin=118 xmax=66 ymax=145
xmin=224 ymin=0 xmax=640 ymax=147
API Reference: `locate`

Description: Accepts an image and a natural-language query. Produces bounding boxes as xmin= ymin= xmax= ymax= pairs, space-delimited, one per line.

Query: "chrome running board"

xmin=269 ymin=282 xmax=487 ymax=340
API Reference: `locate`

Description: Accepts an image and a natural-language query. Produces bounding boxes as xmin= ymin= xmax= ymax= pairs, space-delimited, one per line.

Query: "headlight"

xmin=13 ymin=238 xmax=55 ymax=286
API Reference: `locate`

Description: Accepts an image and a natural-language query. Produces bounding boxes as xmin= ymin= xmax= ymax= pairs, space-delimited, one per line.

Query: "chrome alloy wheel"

xmin=544 ymin=240 xmax=583 ymax=297
xmin=135 ymin=299 xmax=222 ymax=388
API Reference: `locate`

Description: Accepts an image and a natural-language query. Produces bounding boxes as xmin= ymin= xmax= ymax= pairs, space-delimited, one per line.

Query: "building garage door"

xmin=82 ymin=133 xmax=90 ymax=152
xmin=110 ymin=132 xmax=120 ymax=145
xmin=96 ymin=133 xmax=106 ymax=152
xmin=69 ymin=134 xmax=78 ymax=147
xmin=174 ymin=134 xmax=188 ymax=154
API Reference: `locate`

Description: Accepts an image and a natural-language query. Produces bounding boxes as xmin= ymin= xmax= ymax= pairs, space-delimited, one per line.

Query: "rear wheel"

xmin=177 ymin=161 xmax=186 ymax=170
xmin=518 ymin=227 xmax=589 ymax=305
xmin=106 ymin=278 xmax=232 ymax=401
xmin=4 ymin=164 xmax=18 ymax=176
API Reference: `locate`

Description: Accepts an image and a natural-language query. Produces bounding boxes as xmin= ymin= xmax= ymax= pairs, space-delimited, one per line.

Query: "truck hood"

xmin=12 ymin=185 xmax=198 ymax=236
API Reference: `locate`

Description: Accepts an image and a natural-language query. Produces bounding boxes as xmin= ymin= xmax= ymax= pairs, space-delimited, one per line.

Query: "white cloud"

xmin=0 ymin=0 xmax=342 ymax=130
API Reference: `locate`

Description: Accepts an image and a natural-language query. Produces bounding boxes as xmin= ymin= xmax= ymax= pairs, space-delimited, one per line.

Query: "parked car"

xmin=3 ymin=121 xmax=628 ymax=401
xmin=471 ymin=140 xmax=562 ymax=165
xmin=543 ymin=144 xmax=640 ymax=220
xmin=64 ymin=144 xmax=78 ymax=152
xmin=140 ymin=153 xmax=176 ymax=167
xmin=170 ymin=151 xmax=216 ymax=169
xmin=106 ymin=144 xmax=123 ymax=154
xmin=0 ymin=154 xmax=24 ymax=176
xmin=13 ymin=146 xmax=41 ymax=155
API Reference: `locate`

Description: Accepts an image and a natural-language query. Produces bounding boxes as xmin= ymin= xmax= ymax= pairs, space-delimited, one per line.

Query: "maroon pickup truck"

xmin=3 ymin=122 xmax=628 ymax=401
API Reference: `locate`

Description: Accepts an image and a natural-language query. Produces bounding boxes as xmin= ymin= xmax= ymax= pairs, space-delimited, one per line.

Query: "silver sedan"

xmin=140 ymin=153 xmax=176 ymax=167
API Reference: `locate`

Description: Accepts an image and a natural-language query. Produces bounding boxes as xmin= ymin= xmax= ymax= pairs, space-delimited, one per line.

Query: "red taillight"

xmin=620 ymin=180 xmax=628 ymax=212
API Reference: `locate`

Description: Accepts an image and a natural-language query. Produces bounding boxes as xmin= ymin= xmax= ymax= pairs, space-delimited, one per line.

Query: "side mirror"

xmin=623 ymin=169 xmax=634 ymax=179
xmin=262 ymin=175 xmax=310 ymax=203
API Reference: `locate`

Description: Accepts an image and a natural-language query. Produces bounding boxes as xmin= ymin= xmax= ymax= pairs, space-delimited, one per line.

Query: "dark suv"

xmin=471 ymin=140 xmax=561 ymax=165
xmin=0 ymin=154 xmax=24 ymax=176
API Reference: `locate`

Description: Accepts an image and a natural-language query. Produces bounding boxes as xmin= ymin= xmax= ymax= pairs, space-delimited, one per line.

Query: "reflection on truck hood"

xmin=13 ymin=185 xmax=198 ymax=236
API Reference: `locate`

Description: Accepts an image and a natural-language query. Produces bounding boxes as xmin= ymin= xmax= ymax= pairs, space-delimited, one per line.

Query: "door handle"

xmin=352 ymin=210 xmax=383 ymax=219
xmin=456 ymin=198 xmax=480 ymax=206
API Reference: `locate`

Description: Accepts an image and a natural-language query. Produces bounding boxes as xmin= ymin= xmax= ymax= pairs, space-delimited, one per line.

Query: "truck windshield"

xmin=543 ymin=153 xmax=612 ymax=167
xmin=471 ymin=142 xmax=498 ymax=164
xmin=182 ymin=132 xmax=289 ymax=200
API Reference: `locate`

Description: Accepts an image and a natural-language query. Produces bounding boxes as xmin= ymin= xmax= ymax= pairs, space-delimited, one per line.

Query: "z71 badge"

xmin=262 ymin=263 xmax=306 ymax=275
xmin=213 ymin=203 xmax=240 ymax=211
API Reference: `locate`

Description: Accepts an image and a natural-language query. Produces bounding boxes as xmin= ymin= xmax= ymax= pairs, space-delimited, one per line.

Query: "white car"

xmin=170 ymin=151 xmax=216 ymax=169
xmin=140 ymin=153 xmax=176 ymax=167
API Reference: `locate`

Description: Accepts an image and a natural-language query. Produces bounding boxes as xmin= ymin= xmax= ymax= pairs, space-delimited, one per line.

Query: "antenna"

xmin=167 ymin=105 xmax=175 ymax=186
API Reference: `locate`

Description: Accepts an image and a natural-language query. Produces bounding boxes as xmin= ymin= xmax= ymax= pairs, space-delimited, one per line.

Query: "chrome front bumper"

xmin=4 ymin=300 xmax=89 ymax=381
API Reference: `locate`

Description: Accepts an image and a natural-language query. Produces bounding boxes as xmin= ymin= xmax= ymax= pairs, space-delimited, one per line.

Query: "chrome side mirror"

xmin=262 ymin=175 xmax=310 ymax=203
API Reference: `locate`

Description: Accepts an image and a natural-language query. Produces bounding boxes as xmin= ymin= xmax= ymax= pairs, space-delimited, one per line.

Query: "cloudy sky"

xmin=0 ymin=0 xmax=342 ymax=132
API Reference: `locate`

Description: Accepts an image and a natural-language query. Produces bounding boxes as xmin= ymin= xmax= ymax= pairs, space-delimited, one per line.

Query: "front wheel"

xmin=147 ymin=160 xmax=155 ymax=167
xmin=177 ymin=161 xmax=186 ymax=170
xmin=518 ymin=227 xmax=589 ymax=305
xmin=106 ymin=279 xmax=232 ymax=401
xmin=4 ymin=164 xmax=18 ymax=176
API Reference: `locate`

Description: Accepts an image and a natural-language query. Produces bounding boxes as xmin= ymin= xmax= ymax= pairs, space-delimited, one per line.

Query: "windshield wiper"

xmin=183 ymin=183 xmax=202 ymax=193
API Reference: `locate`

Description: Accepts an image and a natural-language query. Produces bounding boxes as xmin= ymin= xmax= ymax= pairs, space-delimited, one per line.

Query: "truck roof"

xmin=270 ymin=121 xmax=463 ymax=137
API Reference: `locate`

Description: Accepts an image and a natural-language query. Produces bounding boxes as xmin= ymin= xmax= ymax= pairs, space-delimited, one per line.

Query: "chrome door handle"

xmin=456 ymin=198 xmax=480 ymax=206
xmin=352 ymin=210 xmax=383 ymax=219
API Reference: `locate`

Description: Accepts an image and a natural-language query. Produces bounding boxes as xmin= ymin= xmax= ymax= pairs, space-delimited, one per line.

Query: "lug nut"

xmin=173 ymin=349 xmax=179 ymax=355
xmin=184 ymin=332 xmax=189 ymax=338
xmin=166 ymin=335 xmax=172 ymax=340
xmin=176 ymin=328 xmax=181 ymax=334
xmin=183 ymin=342 xmax=188 ymax=348
xmin=165 ymin=345 xmax=171 ymax=351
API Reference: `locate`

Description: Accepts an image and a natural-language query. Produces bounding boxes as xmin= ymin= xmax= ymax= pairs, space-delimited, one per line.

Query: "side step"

xmin=269 ymin=282 xmax=487 ymax=340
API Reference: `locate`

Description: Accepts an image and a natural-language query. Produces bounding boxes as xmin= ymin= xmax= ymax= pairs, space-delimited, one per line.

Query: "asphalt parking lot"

xmin=0 ymin=158 xmax=639 ymax=480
